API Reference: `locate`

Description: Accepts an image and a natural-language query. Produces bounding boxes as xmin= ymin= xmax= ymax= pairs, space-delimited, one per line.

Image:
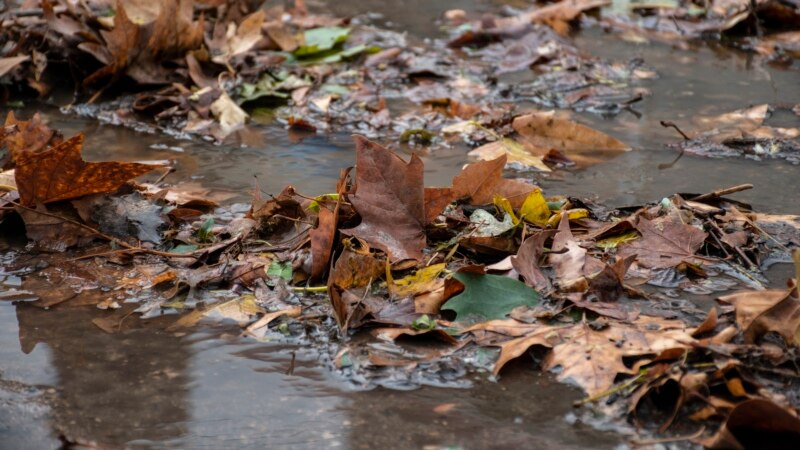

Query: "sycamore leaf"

xmin=452 ymin=154 xmax=537 ymax=208
xmin=343 ymin=136 xmax=426 ymax=263
xmin=14 ymin=133 xmax=162 ymax=206
xmin=618 ymin=216 xmax=709 ymax=269
xmin=513 ymin=111 xmax=629 ymax=168
xmin=442 ymin=272 xmax=540 ymax=322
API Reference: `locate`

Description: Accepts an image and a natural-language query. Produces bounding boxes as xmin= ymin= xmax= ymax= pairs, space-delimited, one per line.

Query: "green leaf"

xmin=295 ymin=27 xmax=350 ymax=56
xmin=267 ymin=260 xmax=293 ymax=281
xmin=197 ymin=217 xmax=215 ymax=242
xmin=412 ymin=314 xmax=436 ymax=331
xmin=171 ymin=244 xmax=199 ymax=254
xmin=442 ymin=272 xmax=539 ymax=322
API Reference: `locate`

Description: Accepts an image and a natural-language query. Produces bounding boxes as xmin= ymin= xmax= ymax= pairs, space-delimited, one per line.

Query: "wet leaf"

xmin=390 ymin=263 xmax=446 ymax=297
xmin=705 ymin=399 xmax=800 ymax=449
xmin=511 ymin=231 xmax=553 ymax=292
xmin=618 ymin=216 xmax=709 ymax=269
xmin=468 ymin=138 xmax=552 ymax=172
xmin=452 ymin=154 xmax=538 ymax=208
xmin=518 ymin=189 xmax=551 ymax=227
xmin=717 ymin=288 xmax=800 ymax=346
xmin=513 ymin=111 xmax=630 ymax=168
xmin=443 ymin=272 xmax=540 ymax=322
xmin=343 ymin=136 xmax=426 ymax=263
xmin=295 ymin=27 xmax=350 ymax=56
xmin=0 ymin=55 xmax=29 ymax=78
xmin=14 ymin=133 xmax=162 ymax=206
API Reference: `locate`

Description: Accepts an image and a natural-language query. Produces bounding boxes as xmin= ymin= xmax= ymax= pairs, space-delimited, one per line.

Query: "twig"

xmin=153 ymin=166 xmax=176 ymax=185
xmin=290 ymin=286 xmax=328 ymax=293
xmin=575 ymin=371 xmax=647 ymax=406
xmin=689 ymin=184 xmax=753 ymax=203
xmin=4 ymin=202 xmax=201 ymax=260
xmin=660 ymin=121 xmax=691 ymax=141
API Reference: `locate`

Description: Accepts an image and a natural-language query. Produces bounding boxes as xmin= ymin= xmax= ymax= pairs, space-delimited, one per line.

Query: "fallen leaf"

xmin=310 ymin=204 xmax=338 ymax=279
xmin=14 ymin=133 xmax=162 ymax=206
xmin=513 ymin=111 xmax=630 ymax=168
xmin=511 ymin=231 xmax=554 ymax=293
xmin=343 ymin=136 xmax=426 ymax=263
xmin=468 ymin=138 xmax=551 ymax=172
xmin=705 ymin=399 xmax=800 ymax=449
xmin=442 ymin=271 xmax=540 ymax=322
xmin=717 ymin=288 xmax=800 ymax=346
xmin=618 ymin=216 xmax=709 ymax=269
xmin=0 ymin=55 xmax=29 ymax=78
xmin=452 ymin=154 xmax=537 ymax=208
xmin=423 ymin=187 xmax=455 ymax=224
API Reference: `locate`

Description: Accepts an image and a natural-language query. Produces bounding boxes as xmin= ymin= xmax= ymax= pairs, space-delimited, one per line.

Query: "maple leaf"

xmin=342 ymin=136 xmax=426 ymax=263
xmin=14 ymin=133 xmax=162 ymax=206
xmin=619 ymin=216 xmax=709 ymax=269
xmin=2 ymin=112 xmax=61 ymax=169
xmin=452 ymin=154 xmax=537 ymax=208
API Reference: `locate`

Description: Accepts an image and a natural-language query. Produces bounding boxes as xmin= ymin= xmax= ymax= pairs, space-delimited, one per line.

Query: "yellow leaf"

xmin=596 ymin=231 xmax=640 ymax=250
xmin=546 ymin=208 xmax=589 ymax=228
xmin=493 ymin=195 xmax=520 ymax=225
xmin=390 ymin=263 xmax=447 ymax=297
xmin=468 ymin=138 xmax=552 ymax=172
xmin=519 ymin=189 xmax=551 ymax=227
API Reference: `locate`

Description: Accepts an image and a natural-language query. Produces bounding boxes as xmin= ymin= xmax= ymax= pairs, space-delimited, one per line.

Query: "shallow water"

xmin=1 ymin=0 xmax=799 ymax=449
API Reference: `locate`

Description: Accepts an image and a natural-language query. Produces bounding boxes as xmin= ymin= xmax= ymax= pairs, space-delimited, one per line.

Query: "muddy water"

xmin=2 ymin=1 xmax=799 ymax=449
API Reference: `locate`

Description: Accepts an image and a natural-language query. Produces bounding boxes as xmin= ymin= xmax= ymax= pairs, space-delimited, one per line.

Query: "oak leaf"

xmin=343 ymin=136 xmax=426 ymax=263
xmin=14 ymin=133 xmax=161 ymax=206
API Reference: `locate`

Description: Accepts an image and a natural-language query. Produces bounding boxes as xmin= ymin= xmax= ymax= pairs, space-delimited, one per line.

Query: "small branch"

xmin=689 ymin=184 xmax=753 ymax=203
xmin=630 ymin=427 xmax=705 ymax=446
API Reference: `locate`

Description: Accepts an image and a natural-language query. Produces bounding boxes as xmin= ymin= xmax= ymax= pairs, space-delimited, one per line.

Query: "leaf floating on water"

xmin=14 ymin=133 xmax=163 ymax=206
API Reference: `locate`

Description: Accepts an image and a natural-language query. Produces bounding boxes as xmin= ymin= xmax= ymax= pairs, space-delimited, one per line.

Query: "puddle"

xmin=1 ymin=0 xmax=799 ymax=448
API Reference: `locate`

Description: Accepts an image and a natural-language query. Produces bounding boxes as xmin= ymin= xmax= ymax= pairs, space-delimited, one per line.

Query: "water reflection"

xmin=15 ymin=304 xmax=190 ymax=447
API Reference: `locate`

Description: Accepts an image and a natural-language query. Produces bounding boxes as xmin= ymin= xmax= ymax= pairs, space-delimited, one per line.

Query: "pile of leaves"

xmin=0 ymin=0 xmax=655 ymax=146
xmin=2 ymin=114 xmax=800 ymax=446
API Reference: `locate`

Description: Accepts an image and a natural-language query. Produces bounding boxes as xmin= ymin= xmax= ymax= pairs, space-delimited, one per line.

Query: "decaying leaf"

xmin=14 ymin=133 xmax=162 ymax=206
xmin=452 ymin=154 xmax=538 ymax=208
xmin=343 ymin=136 xmax=426 ymax=263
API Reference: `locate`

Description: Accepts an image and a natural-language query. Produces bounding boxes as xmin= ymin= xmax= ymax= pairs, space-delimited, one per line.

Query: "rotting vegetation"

xmin=2 ymin=0 xmax=800 ymax=448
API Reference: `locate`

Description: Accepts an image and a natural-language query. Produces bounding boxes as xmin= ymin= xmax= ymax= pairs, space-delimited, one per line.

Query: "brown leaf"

xmin=328 ymin=248 xmax=384 ymax=327
xmin=343 ymin=136 xmax=426 ymax=263
xmin=717 ymin=289 xmax=800 ymax=346
xmin=549 ymin=216 xmax=603 ymax=284
xmin=2 ymin=112 xmax=61 ymax=169
xmin=83 ymin=1 xmax=142 ymax=86
xmin=0 ymin=55 xmax=29 ymax=78
xmin=16 ymin=203 xmax=97 ymax=251
xmin=310 ymin=204 xmax=337 ymax=279
xmin=14 ymin=133 xmax=162 ymax=206
xmin=618 ymin=216 xmax=709 ymax=269
xmin=705 ymin=399 xmax=800 ymax=450
xmin=494 ymin=317 xmax=694 ymax=396
xmin=513 ymin=111 xmax=629 ymax=168
xmin=423 ymin=187 xmax=455 ymax=224
xmin=452 ymin=154 xmax=537 ymax=208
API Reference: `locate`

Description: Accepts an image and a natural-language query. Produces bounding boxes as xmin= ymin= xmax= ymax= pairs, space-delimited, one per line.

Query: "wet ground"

xmin=1 ymin=1 xmax=799 ymax=449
